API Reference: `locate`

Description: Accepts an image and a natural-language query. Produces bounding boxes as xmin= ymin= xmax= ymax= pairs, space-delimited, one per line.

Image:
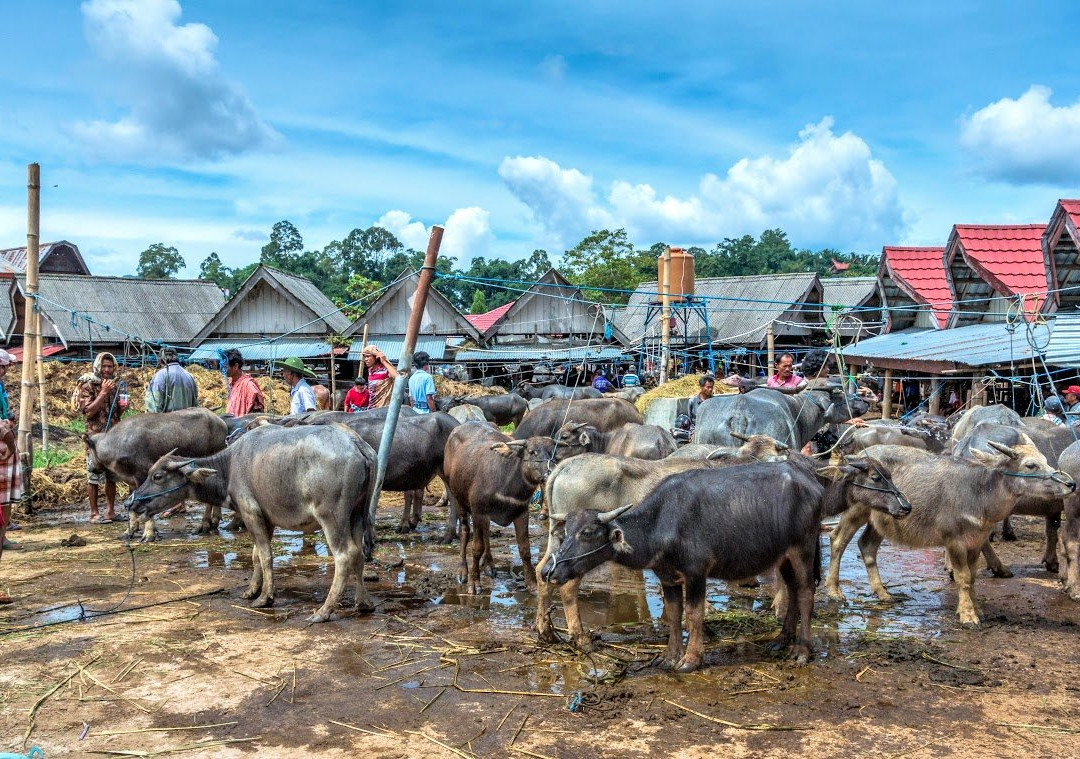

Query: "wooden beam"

xmin=881 ymin=369 xmax=893 ymax=420
xmin=928 ymin=377 xmax=941 ymax=416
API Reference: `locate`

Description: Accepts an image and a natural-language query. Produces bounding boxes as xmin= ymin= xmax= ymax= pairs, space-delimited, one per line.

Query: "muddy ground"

xmin=3 ymin=493 xmax=1080 ymax=758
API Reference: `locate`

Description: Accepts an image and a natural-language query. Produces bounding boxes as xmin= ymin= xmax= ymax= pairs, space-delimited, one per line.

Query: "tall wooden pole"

xmin=18 ymin=164 xmax=40 ymax=494
xmin=659 ymin=247 xmax=672 ymax=384
xmin=36 ymin=309 xmax=48 ymax=452
xmin=766 ymin=322 xmax=775 ymax=380
xmin=929 ymin=377 xmax=941 ymax=416
xmin=367 ymin=227 xmax=443 ymax=532
xmin=881 ymin=368 xmax=893 ymax=420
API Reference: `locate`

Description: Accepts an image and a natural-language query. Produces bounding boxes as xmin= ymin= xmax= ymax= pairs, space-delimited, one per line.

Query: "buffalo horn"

xmin=598 ymin=503 xmax=634 ymax=524
xmin=729 ymin=430 xmax=751 ymax=442
xmin=985 ymin=440 xmax=1020 ymax=459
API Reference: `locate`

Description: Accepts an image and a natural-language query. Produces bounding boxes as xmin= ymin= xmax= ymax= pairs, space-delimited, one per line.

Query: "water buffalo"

xmin=439 ymin=394 xmax=527 ymax=427
xmin=447 ymin=404 xmax=487 ymax=423
xmin=542 ymin=456 xmax=909 ymax=668
xmin=826 ymin=442 xmax=1075 ymax=625
xmin=514 ymin=397 xmax=644 ymax=440
xmin=668 ymin=433 xmax=790 ymax=462
xmin=88 ymin=407 xmax=229 ymax=541
xmin=950 ymin=403 xmax=1024 ymax=442
xmin=128 ymin=423 xmax=377 ymax=622
xmin=535 ymin=441 xmax=794 ymax=648
xmin=846 ymin=423 xmax=948 ymax=454
xmin=300 ymin=410 xmax=460 ymax=539
xmin=517 ymin=383 xmax=601 ymax=401
xmin=444 ymin=422 xmax=565 ymax=594
xmin=1058 ymin=440 xmax=1080 ymax=601
xmin=555 ymin=422 xmax=676 ymax=460
xmin=694 ymin=386 xmax=869 ymax=450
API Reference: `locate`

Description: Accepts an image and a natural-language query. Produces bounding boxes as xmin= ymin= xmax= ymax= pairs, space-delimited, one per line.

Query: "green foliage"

xmin=335 ymin=274 xmax=383 ymax=320
xmin=469 ymin=289 xmax=488 ymax=314
xmin=34 ymin=447 xmax=76 ymax=469
xmin=561 ymin=229 xmax=653 ymax=303
xmin=136 ymin=243 xmax=185 ymax=279
xmin=693 ymin=229 xmax=877 ymax=278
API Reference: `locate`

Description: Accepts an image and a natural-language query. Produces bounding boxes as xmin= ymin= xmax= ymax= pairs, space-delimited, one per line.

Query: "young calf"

xmin=542 ymin=456 xmax=909 ymax=670
xmin=128 ymin=423 xmax=377 ymax=623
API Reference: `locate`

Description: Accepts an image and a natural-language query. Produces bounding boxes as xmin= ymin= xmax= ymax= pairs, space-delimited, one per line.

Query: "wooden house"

xmin=0 ymin=240 xmax=91 ymax=276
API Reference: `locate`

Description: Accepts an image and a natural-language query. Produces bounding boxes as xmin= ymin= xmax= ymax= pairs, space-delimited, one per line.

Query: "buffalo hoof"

xmin=250 ymin=595 xmax=275 ymax=609
xmin=353 ymin=600 xmax=375 ymax=614
xmin=1045 ymin=561 xmax=1060 ymax=575
xmin=826 ymin=590 xmax=847 ymax=604
xmin=790 ymin=647 xmax=811 ymax=666
xmin=1001 ymin=529 xmax=1018 ymax=542
xmin=1066 ymin=586 xmax=1080 ymax=603
xmin=306 ymin=611 xmax=331 ymax=624
xmin=223 ymin=517 xmax=245 ymax=531
xmin=139 ymin=534 xmax=157 ymax=544
xmin=572 ymin=634 xmax=595 ymax=652
xmin=241 ymin=587 xmax=258 ymax=600
xmin=196 ymin=524 xmax=214 ymax=535
xmin=990 ymin=566 xmax=1014 ymax=579
xmin=536 ymin=625 xmax=557 ymax=644
xmin=437 ymin=531 xmax=456 ymax=545
xmin=674 ymin=657 xmax=700 ymax=673
xmin=456 ymin=567 xmax=468 ymax=585
xmin=394 ymin=522 xmax=413 ymax=535
xmin=483 ymin=564 xmax=497 ymax=579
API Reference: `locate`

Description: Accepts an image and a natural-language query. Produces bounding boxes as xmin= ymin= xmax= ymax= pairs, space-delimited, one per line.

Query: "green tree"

xmin=136 ymin=243 xmax=185 ymax=279
xmin=334 ymin=274 xmax=383 ymax=320
xmin=260 ymin=220 xmax=304 ymax=269
xmin=561 ymin=229 xmax=651 ymax=303
xmin=198 ymin=252 xmax=232 ymax=291
xmin=470 ymin=289 xmax=488 ymax=314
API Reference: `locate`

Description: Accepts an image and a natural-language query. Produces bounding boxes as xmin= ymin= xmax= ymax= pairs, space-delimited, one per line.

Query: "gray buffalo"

xmin=694 ymin=385 xmax=869 ymax=450
xmin=128 ymin=423 xmax=377 ymax=622
xmin=554 ymin=422 xmax=676 ymax=460
xmin=515 ymin=397 xmax=644 ymax=440
xmin=439 ymin=394 xmax=527 ymax=427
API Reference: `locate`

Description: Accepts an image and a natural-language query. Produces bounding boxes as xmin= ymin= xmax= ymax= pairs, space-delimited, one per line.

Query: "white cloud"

xmin=500 ymin=118 xmax=903 ymax=251
xmin=374 ymin=207 xmax=494 ymax=261
xmin=71 ymin=0 xmax=279 ymax=160
xmin=497 ymin=156 xmax=615 ymax=248
xmin=960 ymin=85 xmax=1080 ymax=184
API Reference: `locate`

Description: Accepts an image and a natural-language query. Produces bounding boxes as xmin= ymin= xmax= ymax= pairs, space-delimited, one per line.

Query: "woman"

xmin=361 ymin=345 xmax=398 ymax=409
xmin=0 ymin=349 xmax=21 ymax=602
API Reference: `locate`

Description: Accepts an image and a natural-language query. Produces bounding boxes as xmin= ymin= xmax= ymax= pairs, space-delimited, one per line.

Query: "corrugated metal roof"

xmin=614 ymin=272 xmax=820 ymax=347
xmin=189 ymin=338 xmax=334 ymax=361
xmin=0 ymin=241 xmax=87 ymax=273
xmin=265 ymin=267 xmax=351 ymax=333
xmin=1044 ymin=314 xmax=1080 ymax=368
xmin=465 ymin=301 xmax=514 ymax=332
xmin=821 ymin=277 xmax=878 ymax=309
xmin=880 ymin=246 xmax=951 ymax=328
xmin=346 ymin=335 xmax=448 ymax=362
xmin=844 ymin=322 xmax=1050 ymax=368
xmin=23 ymin=274 xmax=225 ymax=347
xmin=455 ymin=345 xmax=625 ymax=362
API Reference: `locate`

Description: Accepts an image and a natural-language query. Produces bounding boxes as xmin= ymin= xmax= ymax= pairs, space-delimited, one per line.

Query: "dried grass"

xmin=434 ymin=377 xmax=506 ymax=398
xmin=635 ymin=375 xmax=738 ymax=414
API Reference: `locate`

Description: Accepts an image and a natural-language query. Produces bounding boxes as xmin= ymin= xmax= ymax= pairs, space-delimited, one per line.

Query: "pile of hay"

xmin=635 ymin=374 xmax=738 ymax=414
xmin=434 ymin=377 xmax=506 ymax=398
xmin=30 ymin=466 xmax=85 ymax=508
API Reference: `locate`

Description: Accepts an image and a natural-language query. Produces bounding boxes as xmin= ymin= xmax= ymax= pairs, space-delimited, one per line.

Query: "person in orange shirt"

xmin=224 ymin=349 xmax=265 ymax=417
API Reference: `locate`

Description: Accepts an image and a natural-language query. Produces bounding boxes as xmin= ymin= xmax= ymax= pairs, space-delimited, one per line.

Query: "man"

xmin=74 ymin=352 xmax=122 ymax=524
xmin=1063 ymin=385 xmax=1080 ymax=415
xmin=344 ymin=376 xmax=369 ymax=413
xmin=767 ymin=352 xmax=806 ymax=390
xmin=592 ymin=370 xmax=613 ymax=393
xmin=408 ymin=351 xmax=437 ymax=413
xmin=0 ymin=349 xmax=23 ymax=559
xmin=146 ymin=347 xmax=198 ymax=413
xmin=1044 ymin=396 xmax=1067 ymax=426
xmin=281 ymin=357 xmax=317 ymax=415
xmin=621 ymin=370 xmax=640 ymax=388
xmin=224 ymin=349 xmax=264 ymax=417
xmin=687 ymin=374 xmax=715 ymax=430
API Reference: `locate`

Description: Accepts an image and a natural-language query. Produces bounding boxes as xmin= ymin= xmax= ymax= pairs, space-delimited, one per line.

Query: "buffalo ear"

xmin=845 ymin=457 xmax=870 ymax=471
xmin=576 ymin=430 xmax=591 ymax=446
xmin=491 ymin=440 xmax=527 ymax=459
xmin=815 ymin=465 xmax=848 ymax=482
xmin=611 ymin=527 xmax=633 ymax=554
xmin=970 ymin=448 xmax=1005 ymax=467
xmin=187 ymin=467 xmax=217 ymax=484
xmin=84 ymin=433 xmax=95 ymax=449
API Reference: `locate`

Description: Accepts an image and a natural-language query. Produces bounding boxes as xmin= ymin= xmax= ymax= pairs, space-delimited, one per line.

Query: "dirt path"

xmin=3 ymin=500 xmax=1080 ymax=758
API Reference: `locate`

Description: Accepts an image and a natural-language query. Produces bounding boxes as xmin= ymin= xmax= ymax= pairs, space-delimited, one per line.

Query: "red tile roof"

xmin=881 ymin=246 xmax=950 ymax=328
xmin=1061 ymin=199 xmax=1080 ymax=228
xmin=465 ymin=301 xmax=514 ymax=333
xmin=952 ymin=225 xmax=1047 ymax=301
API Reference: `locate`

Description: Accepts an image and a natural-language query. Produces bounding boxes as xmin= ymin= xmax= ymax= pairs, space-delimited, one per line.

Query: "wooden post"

xmin=881 ymin=368 xmax=893 ymax=420
xmin=929 ymin=377 xmax=941 ymax=416
xmin=971 ymin=372 xmax=986 ymax=408
xmin=368 ymin=227 xmax=443 ymax=528
xmin=766 ymin=322 xmax=775 ymax=381
xmin=17 ymin=164 xmax=40 ymax=504
xmin=35 ymin=309 xmax=48 ymax=452
xmin=329 ymin=340 xmax=337 ymax=409
xmin=659 ymin=247 xmax=672 ymax=384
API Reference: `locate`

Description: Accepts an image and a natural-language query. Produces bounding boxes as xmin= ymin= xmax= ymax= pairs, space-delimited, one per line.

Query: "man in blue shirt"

xmin=408 ymin=351 xmax=437 ymax=413
xmin=280 ymin=357 xmax=317 ymax=415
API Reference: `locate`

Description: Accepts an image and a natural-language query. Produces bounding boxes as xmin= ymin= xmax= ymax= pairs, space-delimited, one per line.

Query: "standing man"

xmin=408 ymin=351 xmax=437 ymax=413
xmin=1063 ymin=385 xmax=1080 ymax=416
xmin=146 ymin=347 xmax=198 ymax=413
xmin=0 ymin=349 xmax=23 ymax=559
xmin=767 ymin=353 xmax=807 ymax=390
xmin=592 ymin=369 xmax=613 ymax=393
xmin=74 ymin=352 xmax=122 ymax=524
xmin=687 ymin=374 xmax=715 ymax=431
xmin=224 ymin=349 xmax=264 ymax=417
xmin=280 ymin=357 xmax=317 ymax=415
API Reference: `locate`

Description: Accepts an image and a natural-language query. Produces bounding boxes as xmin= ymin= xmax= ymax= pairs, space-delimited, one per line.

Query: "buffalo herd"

xmin=108 ymin=381 xmax=1080 ymax=669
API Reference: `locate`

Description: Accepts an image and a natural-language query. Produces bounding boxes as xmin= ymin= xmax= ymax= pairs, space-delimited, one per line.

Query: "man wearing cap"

xmin=344 ymin=376 xmax=369 ymax=413
xmin=408 ymin=351 xmax=437 ymax=413
xmin=146 ymin=347 xmax=198 ymax=413
xmin=281 ymin=357 xmax=318 ymax=415
xmin=1044 ymin=396 xmax=1068 ymax=426
xmin=0 ymin=348 xmax=23 ymax=561
xmin=224 ymin=349 xmax=264 ymax=417
xmin=1063 ymin=385 xmax=1080 ymax=416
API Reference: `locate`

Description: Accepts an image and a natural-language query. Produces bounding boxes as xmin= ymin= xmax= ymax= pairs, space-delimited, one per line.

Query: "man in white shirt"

xmin=280 ymin=357 xmax=317 ymax=415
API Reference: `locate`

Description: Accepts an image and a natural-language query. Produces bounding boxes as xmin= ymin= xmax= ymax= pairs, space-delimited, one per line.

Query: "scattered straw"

xmin=995 ymin=722 xmax=1080 ymax=734
xmin=86 ymin=736 xmax=259 ymax=757
xmin=662 ymin=699 xmax=806 ymax=731
xmin=406 ymin=730 xmax=476 ymax=759
xmin=23 ymin=655 xmax=99 ymax=748
xmin=94 ymin=722 xmax=238 ymax=737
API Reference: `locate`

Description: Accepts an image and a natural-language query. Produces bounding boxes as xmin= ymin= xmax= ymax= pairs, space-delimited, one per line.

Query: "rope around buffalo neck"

xmin=546 ymin=541 xmax=613 ymax=574
xmin=127 ymin=461 xmax=197 ymax=504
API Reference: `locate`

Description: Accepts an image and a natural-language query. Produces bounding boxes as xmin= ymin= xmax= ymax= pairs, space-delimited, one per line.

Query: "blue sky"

xmin=1 ymin=1 xmax=1078 ymax=277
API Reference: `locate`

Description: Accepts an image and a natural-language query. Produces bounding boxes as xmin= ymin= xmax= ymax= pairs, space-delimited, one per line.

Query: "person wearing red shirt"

xmin=344 ymin=376 xmax=369 ymax=413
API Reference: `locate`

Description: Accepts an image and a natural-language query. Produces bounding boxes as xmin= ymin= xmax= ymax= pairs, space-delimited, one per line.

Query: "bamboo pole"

xmin=17 ymin=164 xmax=40 ymax=505
xmin=367 ymin=227 xmax=443 ymax=530
xmin=881 ymin=369 xmax=893 ymax=420
xmin=766 ymin=322 xmax=775 ymax=380
xmin=659 ymin=248 xmax=672 ymax=384
xmin=929 ymin=377 xmax=941 ymax=416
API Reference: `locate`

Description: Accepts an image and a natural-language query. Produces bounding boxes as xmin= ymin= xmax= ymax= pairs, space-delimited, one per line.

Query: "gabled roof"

xmin=465 ymin=301 xmax=514 ymax=333
xmin=878 ymin=246 xmax=950 ymax=330
xmin=17 ymin=274 xmax=225 ymax=347
xmin=1044 ymin=199 xmax=1080 ymax=311
xmin=820 ymin=277 xmax=878 ymax=310
xmin=192 ymin=265 xmax=349 ymax=343
xmin=615 ymin=272 xmax=822 ymax=347
xmin=0 ymin=240 xmax=90 ymax=275
xmin=342 ymin=267 xmax=480 ymax=341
